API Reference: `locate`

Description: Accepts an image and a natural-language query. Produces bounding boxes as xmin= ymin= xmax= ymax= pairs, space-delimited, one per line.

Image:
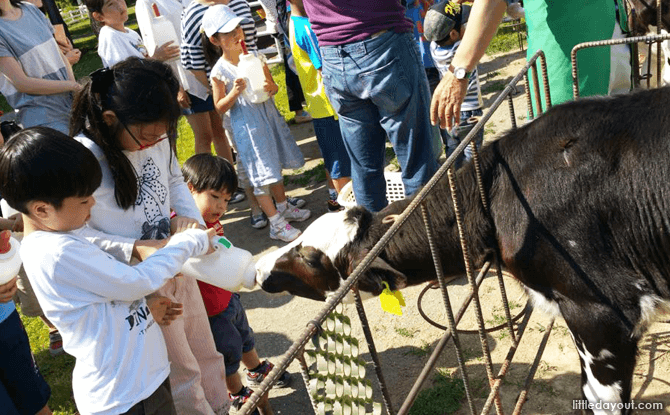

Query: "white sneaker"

xmin=270 ymin=219 xmax=302 ymax=242
xmin=281 ymin=206 xmax=311 ymax=222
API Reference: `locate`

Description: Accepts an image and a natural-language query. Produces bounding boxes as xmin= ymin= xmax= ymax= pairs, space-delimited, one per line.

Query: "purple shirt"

xmin=302 ymin=0 xmax=413 ymax=46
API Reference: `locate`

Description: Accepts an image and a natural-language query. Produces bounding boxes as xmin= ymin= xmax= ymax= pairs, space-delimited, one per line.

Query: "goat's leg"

xmin=561 ymin=303 xmax=639 ymax=415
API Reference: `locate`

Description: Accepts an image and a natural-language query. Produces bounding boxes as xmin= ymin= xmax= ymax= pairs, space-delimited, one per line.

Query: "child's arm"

xmin=0 ymin=56 xmax=80 ymax=95
xmin=49 ymin=228 xmax=215 ymax=302
xmin=262 ymin=62 xmax=279 ymax=96
xmin=212 ymin=76 xmax=246 ymax=114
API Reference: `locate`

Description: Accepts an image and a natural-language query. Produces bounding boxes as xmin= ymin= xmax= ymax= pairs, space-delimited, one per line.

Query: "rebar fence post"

xmin=353 ymin=289 xmax=394 ymax=415
xmin=397 ymin=202 xmax=478 ymax=415
xmin=447 ymin=166 xmax=503 ymax=415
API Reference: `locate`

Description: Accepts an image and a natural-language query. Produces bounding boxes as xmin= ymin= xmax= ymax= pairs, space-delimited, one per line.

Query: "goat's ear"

xmin=352 ymin=255 xmax=408 ymax=296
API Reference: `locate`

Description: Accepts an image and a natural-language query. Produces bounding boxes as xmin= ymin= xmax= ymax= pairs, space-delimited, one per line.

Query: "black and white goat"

xmin=256 ymin=87 xmax=670 ymax=414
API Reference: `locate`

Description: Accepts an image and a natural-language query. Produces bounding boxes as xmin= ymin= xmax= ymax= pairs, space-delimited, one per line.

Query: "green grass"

xmin=485 ymin=21 xmax=527 ymax=55
xmin=409 ymin=371 xmax=466 ymax=415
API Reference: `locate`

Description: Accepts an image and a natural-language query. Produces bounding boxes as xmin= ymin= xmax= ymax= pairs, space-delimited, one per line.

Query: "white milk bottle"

xmin=238 ymin=40 xmax=270 ymax=104
xmin=145 ymin=3 xmax=179 ymax=62
xmin=181 ymin=235 xmax=257 ymax=291
xmin=0 ymin=231 xmax=21 ymax=285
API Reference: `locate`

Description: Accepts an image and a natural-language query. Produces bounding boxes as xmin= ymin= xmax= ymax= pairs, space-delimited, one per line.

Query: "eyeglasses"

xmin=122 ymin=123 xmax=168 ymax=150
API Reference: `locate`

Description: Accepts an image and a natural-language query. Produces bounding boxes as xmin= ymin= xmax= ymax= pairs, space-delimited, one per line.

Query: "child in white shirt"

xmin=85 ymin=0 xmax=179 ymax=68
xmin=0 ymin=126 xmax=217 ymax=415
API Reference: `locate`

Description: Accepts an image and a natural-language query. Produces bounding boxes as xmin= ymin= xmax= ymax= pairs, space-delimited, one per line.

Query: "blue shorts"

xmin=0 ymin=311 xmax=51 ymax=415
xmin=208 ymin=294 xmax=255 ymax=377
xmin=312 ymin=116 xmax=351 ymax=179
xmin=182 ymin=92 xmax=215 ymax=115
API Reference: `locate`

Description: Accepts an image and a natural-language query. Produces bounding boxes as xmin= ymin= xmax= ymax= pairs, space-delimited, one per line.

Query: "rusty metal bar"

xmin=530 ymin=63 xmax=543 ymax=116
xmin=353 ymin=289 xmax=394 ymax=415
xmin=401 ymin=261 xmax=495 ymax=414
xmin=538 ymin=52 xmax=552 ymax=110
xmin=447 ymin=166 xmax=503 ymax=415
xmin=511 ymin=318 xmax=555 ymax=415
xmin=297 ymin=352 xmax=319 ymax=413
xmin=397 ymin=203 xmax=478 ymax=415
xmin=523 ymin=74 xmax=534 ymax=121
xmin=480 ymin=304 xmax=534 ymax=415
xmin=571 ymin=32 xmax=670 ymax=99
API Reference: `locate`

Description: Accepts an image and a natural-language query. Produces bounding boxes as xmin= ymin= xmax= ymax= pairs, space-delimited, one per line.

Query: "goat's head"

xmin=256 ymin=208 xmax=408 ymax=301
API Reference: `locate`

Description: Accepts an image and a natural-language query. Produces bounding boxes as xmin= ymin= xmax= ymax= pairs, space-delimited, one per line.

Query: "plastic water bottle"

xmin=238 ymin=40 xmax=270 ymax=104
xmin=181 ymin=235 xmax=256 ymax=291
xmin=0 ymin=231 xmax=21 ymax=285
xmin=145 ymin=3 xmax=179 ymax=62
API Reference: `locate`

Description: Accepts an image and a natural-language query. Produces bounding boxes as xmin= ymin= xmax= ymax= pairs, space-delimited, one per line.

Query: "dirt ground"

xmin=222 ymin=49 xmax=670 ymax=414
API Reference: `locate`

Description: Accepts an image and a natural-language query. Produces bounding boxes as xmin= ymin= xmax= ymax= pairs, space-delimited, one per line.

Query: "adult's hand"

xmin=430 ymin=72 xmax=468 ymax=130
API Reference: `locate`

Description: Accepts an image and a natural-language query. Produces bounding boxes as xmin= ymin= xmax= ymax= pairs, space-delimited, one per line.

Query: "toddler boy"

xmin=0 ymin=127 xmax=215 ymax=415
xmin=182 ymin=154 xmax=292 ymax=414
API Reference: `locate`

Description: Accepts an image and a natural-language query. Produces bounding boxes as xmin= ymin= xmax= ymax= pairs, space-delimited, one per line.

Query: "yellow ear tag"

xmin=379 ymin=281 xmax=405 ymax=316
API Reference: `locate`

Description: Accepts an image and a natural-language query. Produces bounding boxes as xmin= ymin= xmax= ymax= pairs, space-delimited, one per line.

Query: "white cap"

xmin=202 ymin=4 xmax=251 ymax=37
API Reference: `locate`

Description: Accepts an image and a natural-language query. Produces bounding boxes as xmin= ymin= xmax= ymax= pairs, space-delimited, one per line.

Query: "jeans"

xmin=321 ymin=31 xmax=439 ymax=212
xmin=443 ymin=108 xmax=484 ymax=170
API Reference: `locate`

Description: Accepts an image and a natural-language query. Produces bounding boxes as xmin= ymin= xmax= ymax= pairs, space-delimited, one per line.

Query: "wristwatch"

xmin=448 ymin=64 xmax=471 ymax=80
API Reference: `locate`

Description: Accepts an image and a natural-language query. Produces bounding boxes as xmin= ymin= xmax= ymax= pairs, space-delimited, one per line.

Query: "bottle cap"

xmin=0 ymin=230 xmax=10 ymax=254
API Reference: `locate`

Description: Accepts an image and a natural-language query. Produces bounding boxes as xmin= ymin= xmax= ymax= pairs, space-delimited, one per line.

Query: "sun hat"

xmin=202 ymin=4 xmax=251 ymax=37
xmin=423 ymin=0 xmax=466 ymax=43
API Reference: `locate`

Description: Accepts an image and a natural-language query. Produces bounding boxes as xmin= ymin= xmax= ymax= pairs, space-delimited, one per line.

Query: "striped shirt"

xmin=431 ymin=40 xmax=482 ymax=111
xmin=181 ymin=0 xmax=257 ymax=75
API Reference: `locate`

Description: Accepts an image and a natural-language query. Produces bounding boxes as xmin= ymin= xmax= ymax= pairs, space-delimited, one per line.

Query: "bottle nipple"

xmin=151 ymin=3 xmax=160 ymax=17
xmin=240 ymin=39 xmax=248 ymax=55
xmin=0 ymin=230 xmax=10 ymax=254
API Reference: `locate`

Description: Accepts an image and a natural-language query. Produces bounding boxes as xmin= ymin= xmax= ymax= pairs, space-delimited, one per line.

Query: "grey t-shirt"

xmin=0 ymin=3 xmax=73 ymax=133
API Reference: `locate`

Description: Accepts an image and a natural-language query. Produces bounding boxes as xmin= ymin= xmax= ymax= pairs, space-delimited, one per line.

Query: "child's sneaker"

xmin=269 ymin=219 xmax=301 ymax=242
xmin=230 ymin=189 xmax=246 ymax=204
xmin=327 ymin=199 xmax=344 ymax=212
xmin=229 ymin=386 xmax=260 ymax=415
xmin=250 ymin=212 xmax=268 ymax=229
xmin=286 ymin=196 xmax=306 ymax=208
xmin=246 ymin=360 xmax=293 ymax=388
xmin=281 ymin=206 xmax=311 ymax=222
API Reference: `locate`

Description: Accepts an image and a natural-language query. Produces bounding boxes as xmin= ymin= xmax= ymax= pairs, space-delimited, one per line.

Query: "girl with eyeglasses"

xmin=69 ymin=57 xmax=231 ymax=415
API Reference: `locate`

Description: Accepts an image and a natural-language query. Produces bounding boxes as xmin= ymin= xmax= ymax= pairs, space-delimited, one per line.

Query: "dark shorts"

xmin=0 ymin=310 xmax=51 ymax=415
xmin=121 ymin=377 xmax=175 ymax=415
xmin=208 ymin=294 xmax=255 ymax=377
xmin=182 ymin=92 xmax=215 ymax=115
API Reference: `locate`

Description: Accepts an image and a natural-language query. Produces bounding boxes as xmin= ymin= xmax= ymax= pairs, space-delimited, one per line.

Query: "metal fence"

xmin=239 ymin=50 xmax=556 ymax=415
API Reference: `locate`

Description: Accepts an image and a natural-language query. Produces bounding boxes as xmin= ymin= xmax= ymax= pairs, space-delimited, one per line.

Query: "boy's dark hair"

xmin=70 ymin=57 xmax=181 ymax=210
xmin=181 ymin=154 xmax=238 ymax=194
xmin=0 ymin=127 xmax=102 ymax=214
xmin=202 ymin=33 xmax=223 ymax=69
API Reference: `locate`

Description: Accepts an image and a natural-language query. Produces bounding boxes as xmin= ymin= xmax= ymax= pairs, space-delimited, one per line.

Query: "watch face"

xmin=455 ymin=67 xmax=467 ymax=79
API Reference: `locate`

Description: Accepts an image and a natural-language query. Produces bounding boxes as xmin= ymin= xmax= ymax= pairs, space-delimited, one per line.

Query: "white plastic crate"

xmin=337 ymin=172 xmax=405 ymax=209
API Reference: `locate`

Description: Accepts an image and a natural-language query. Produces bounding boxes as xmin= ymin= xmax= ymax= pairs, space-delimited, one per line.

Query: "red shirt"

xmin=197 ymin=220 xmax=233 ymax=316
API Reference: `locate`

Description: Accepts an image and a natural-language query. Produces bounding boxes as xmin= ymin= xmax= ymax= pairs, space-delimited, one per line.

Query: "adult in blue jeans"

xmin=302 ymin=0 xmax=440 ymax=212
